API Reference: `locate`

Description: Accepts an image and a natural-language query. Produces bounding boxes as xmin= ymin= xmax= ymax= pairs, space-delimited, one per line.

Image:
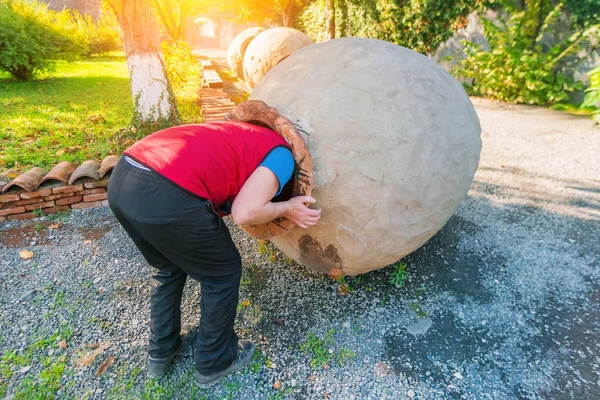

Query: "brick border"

xmin=0 ymin=179 xmax=109 ymax=222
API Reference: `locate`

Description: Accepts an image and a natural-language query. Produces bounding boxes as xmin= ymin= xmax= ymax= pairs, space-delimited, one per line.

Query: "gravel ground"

xmin=1 ymin=99 xmax=599 ymax=399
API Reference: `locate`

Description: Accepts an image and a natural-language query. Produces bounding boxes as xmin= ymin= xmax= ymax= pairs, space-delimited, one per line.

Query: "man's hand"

xmin=284 ymin=196 xmax=321 ymax=229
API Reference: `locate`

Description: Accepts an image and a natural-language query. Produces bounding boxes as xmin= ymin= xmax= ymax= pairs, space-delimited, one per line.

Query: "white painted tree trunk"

xmin=127 ymin=53 xmax=174 ymax=121
xmin=109 ymin=0 xmax=179 ymax=125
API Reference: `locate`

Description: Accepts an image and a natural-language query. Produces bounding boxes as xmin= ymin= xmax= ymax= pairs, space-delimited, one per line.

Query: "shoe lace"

xmin=236 ymin=342 xmax=245 ymax=360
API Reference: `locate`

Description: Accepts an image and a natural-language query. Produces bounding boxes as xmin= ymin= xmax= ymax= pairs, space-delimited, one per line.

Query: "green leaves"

xmin=0 ymin=0 xmax=87 ymax=80
xmin=454 ymin=1 xmax=590 ymax=105
xmin=582 ymin=66 xmax=600 ymax=123
xmin=300 ymin=0 xmax=481 ymax=55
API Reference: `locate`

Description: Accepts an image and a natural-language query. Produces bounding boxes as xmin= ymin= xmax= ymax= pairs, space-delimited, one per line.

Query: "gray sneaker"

xmin=195 ymin=340 xmax=256 ymax=389
xmin=147 ymin=323 xmax=196 ymax=379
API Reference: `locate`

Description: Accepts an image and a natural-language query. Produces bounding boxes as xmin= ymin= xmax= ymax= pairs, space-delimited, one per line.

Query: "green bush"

xmin=299 ymin=0 xmax=480 ymax=55
xmin=161 ymin=39 xmax=202 ymax=124
xmin=581 ymin=65 xmax=600 ymax=123
xmin=74 ymin=11 xmax=122 ymax=57
xmin=0 ymin=0 xmax=87 ymax=80
xmin=161 ymin=39 xmax=200 ymax=92
xmin=455 ymin=2 xmax=590 ymax=105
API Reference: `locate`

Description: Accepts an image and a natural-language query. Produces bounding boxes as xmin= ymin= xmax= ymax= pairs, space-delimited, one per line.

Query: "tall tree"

xmin=107 ymin=0 xmax=179 ymax=125
xmin=150 ymin=0 xmax=211 ymax=41
xmin=326 ymin=0 xmax=335 ymax=39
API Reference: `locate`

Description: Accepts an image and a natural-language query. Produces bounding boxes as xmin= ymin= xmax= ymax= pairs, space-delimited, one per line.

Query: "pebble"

xmin=18 ymin=291 xmax=34 ymax=302
xmin=18 ymin=366 xmax=31 ymax=374
xmin=407 ymin=318 xmax=433 ymax=335
xmin=407 ymin=389 xmax=415 ymax=398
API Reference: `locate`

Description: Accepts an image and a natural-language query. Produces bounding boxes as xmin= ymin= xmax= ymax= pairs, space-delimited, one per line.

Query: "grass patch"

xmin=0 ymin=324 xmax=73 ymax=399
xmin=550 ymin=103 xmax=596 ymax=116
xmin=46 ymin=209 xmax=71 ymax=222
xmin=257 ymin=239 xmax=280 ymax=262
xmin=1 ymin=50 xmax=203 ymax=172
xmin=229 ymin=90 xmax=249 ymax=105
xmin=248 ymin=351 xmax=263 ymax=374
xmin=0 ymin=54 xmax=132 ymax=171
xmin=409 ymin=302 xmax=428 ymax=318
xmin=217 ymin=68 xmax=239 ymax=82
xmin=300 ymin=329 xmax=355 ymax=369
xmin=389 ymin=261 xmax=408 ymax=288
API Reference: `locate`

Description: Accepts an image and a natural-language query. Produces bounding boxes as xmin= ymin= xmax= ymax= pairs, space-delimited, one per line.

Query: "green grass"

xmin=46 ymin=209 xmax=71 ymax=222
xmin=217 ymin=68 xmax=239 ymax=82
xmin=550 ymin=103 xmax=596 ymax=116
xmin=0 ymin=52 xmax=203 ymax=172
xmin=389 ymin=261 xmax=408 ymax=288
xmin=0 ymin=324 xmax=73 ymax=399
xmin=0 ymin=55 xmax=132 ymax=170
xmin=299 ymin=329 xmax=355 ymax=369
xmin=409 ymin=302 xmax=428 ymax=318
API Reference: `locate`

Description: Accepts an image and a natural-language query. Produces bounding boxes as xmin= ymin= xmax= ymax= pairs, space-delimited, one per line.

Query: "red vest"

xmin=124 ymin=121 xmax=290 ymax=213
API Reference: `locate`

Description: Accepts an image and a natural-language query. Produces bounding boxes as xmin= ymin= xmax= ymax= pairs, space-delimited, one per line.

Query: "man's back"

xmin=124 ymin=121 xmax=289 ymax=212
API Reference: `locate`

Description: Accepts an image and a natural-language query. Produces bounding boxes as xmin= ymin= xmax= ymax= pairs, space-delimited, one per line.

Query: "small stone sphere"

xmin=227 ymin=27 xmax=265 ymax=78
xmin=243 ymin=27 xmax=314 ymax=89
xmin=251 ymin=38 xmax=482 ymax=276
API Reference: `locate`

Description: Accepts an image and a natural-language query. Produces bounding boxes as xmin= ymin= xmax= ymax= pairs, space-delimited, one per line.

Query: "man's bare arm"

xmin=230 ymin=166 xmax=321 ymax=228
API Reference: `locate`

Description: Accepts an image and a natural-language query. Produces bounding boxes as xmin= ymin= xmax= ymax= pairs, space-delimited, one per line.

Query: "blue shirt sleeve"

xmin=259 ymin=147 xmax=295 ymax=197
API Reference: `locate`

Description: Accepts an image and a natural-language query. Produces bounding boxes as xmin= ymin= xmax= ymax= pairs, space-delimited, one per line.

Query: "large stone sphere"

xmin=250 ymin=38 xmax=482 ymax=276
xmin=227 ymin=27 xmax=265 ymax=78
xmin=243 ymin=27 xmax=314 ymax=89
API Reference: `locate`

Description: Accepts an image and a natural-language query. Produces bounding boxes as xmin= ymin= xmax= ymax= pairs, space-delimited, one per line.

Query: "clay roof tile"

xmin=1 ymin=155 xmax=119 ymax=194
xmin=38 ymin=161 xmax=78 ymax=189
xmin=69 ymin=160 xmax=100 ymax=185
xmin=2 ymin=167 xmax=47 ymax=193
xmin=99 ymin=155 xmax=119 ymax=178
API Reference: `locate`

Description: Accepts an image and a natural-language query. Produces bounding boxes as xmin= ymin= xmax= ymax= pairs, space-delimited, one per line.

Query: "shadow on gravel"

xmin=475 ymin=166 xmax=600 ymax=218
xmin=380 ymin=190 xmax=600 ymax=399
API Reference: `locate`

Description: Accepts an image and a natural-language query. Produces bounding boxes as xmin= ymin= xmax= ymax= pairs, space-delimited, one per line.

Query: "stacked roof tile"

xmin=0 ymin=156 xmax=118 ymax=221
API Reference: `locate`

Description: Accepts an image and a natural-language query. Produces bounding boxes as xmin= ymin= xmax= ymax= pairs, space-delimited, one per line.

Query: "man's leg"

xmin=111 ymin=164 xmax=253 ymax=382
xmin=196 ymin=267 xmax=241 ymax=374
xmin=108 ymin=160 xmax=188 ymax=364
xmin=129 ymin=201 xmax=249 ymax=376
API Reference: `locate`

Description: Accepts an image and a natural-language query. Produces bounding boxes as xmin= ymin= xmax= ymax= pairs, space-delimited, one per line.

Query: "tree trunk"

xmin=283 ymin=0 xmax=297 ymax=27
xmin=339 ymin=0 xmax=348 ymax=37
xmin=108 ymin=0 xmax=179 ymax=125
xmin=326 ymin=0 xmax=335 ymax=40
xmin=530 ymin=0 xmax=547 ymax=50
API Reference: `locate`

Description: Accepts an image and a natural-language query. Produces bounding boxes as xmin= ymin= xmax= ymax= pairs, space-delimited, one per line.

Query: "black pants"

xmin=107 ymin=158 xmax=241 ymax=374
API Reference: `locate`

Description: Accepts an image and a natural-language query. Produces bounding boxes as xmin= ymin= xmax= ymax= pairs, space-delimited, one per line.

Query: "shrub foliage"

xmin=300 ymin=0 xmax=598 ymax=108
xmin=0 ymin=0 xmax=123 ymax=80
xmin=0 ymin=0 xmax=87 ymax=80
xmin=161 ymin=39 xmax=203 ymax=124
xmin=581 ymin=66 xmax=600 ymax=124
xmin=300 ymin=0 xmax=482 ymax=55
xmin=74 ymin=11 xmax=123 ymax=57
xmin=455 ymin=0 xmax=594 ymax=105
